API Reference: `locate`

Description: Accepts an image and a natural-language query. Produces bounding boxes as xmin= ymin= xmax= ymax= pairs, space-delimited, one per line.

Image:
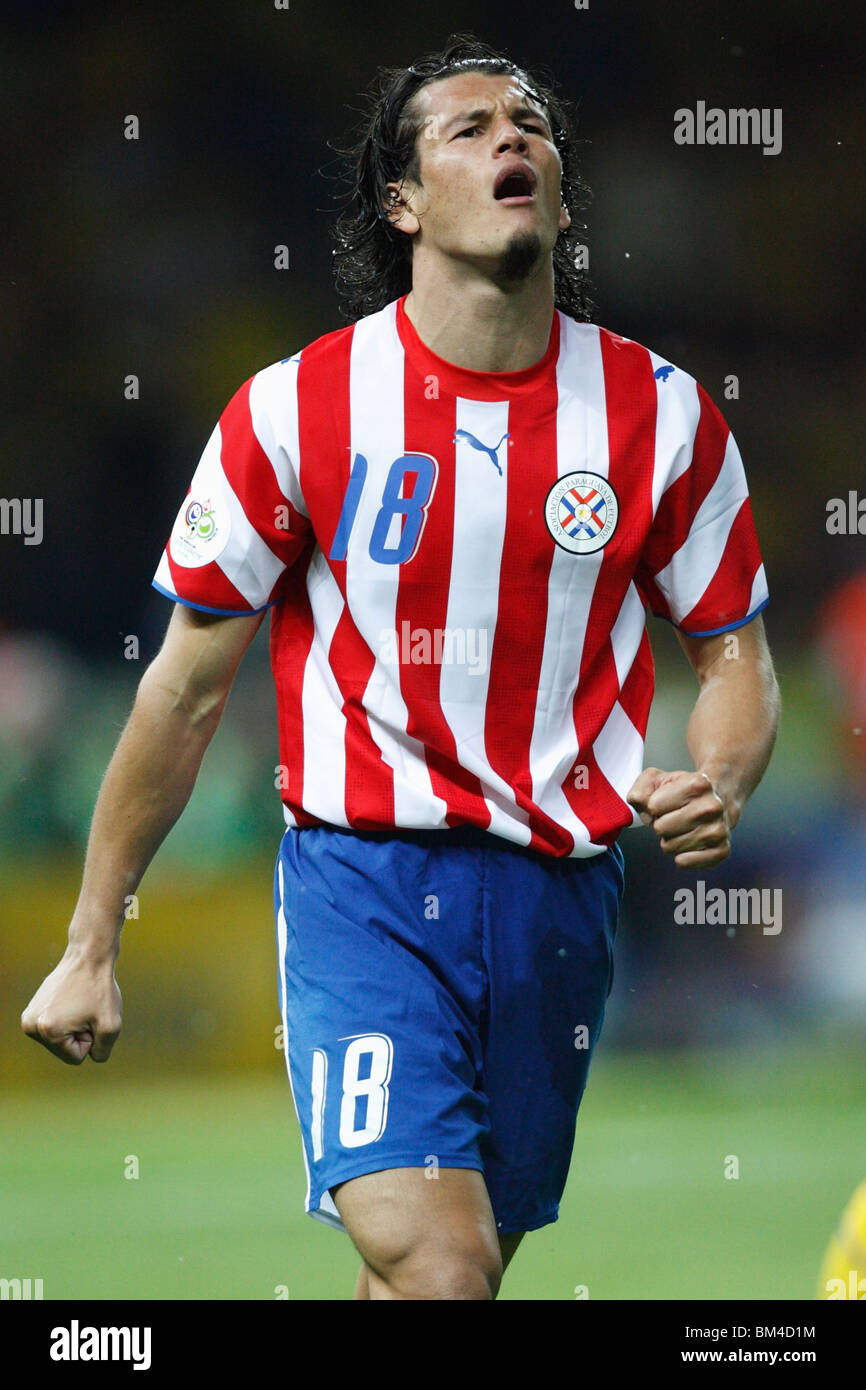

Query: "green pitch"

xmin=2 ymin=1045 xmax=862 ymax=1301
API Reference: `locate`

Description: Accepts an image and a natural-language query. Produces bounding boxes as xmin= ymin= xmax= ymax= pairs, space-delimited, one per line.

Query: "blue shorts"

xmin=274 ymin=823 xmax=624 ymax=1236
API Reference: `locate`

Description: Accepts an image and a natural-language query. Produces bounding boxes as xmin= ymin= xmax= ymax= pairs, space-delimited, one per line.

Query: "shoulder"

xmin=561 ymin=315 xmax=726 ymax=434
xmin=219 ymin=318 xmax=360 ymax=440
xmin=560 ymin=315 xmax=700 ymax=389
xmin=252 ymin=318 xmax=356 ymax=389
xmin=245 ymin=304 xmax=400 ymax=405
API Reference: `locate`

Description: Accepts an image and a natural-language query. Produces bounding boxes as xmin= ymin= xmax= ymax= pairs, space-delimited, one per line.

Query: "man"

xmin=22 ymin=36 xmax=780 ymax=1300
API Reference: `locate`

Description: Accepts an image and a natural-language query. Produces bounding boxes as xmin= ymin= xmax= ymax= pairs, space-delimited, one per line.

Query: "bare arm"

xmin=21 ymin=602 xmax=264 ymax=1062
xmin=627 ymin=615 xmax=780 ymax=868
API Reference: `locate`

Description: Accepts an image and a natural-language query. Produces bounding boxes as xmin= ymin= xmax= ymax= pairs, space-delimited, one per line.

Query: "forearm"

xmin=67 ymin=663 xmax=228 ymax=962
xmin=684 ymin=651 xmax=780 ymax=828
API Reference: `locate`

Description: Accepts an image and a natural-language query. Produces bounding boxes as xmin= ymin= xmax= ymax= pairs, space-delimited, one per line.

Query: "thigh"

xmin=274 ymin=826 xmax=491 ymax=1228
xmin=479 ymin=843 xmax=624 ymax=1231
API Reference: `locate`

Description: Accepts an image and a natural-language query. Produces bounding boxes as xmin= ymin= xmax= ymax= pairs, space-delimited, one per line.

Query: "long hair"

xmin=329 ymin=34 xmax=593 ymax=323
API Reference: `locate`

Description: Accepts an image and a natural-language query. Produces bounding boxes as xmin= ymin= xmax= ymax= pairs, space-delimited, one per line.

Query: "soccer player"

xmin=22 ymin=35 xmax=780 ymax=1300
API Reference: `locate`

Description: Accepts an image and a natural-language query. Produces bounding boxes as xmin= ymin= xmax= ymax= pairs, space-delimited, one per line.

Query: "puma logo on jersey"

xmin=453 ymin=429 xmax=510 ymax=476
xmin=654 ymin=365 xmax=675 ymax=382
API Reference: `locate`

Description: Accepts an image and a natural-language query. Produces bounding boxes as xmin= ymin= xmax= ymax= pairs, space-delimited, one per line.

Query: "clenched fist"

xmin=627 ymin=767 xmax=732 ymax=869
xmin=21 ymin=948 xmax=122 ymax=1065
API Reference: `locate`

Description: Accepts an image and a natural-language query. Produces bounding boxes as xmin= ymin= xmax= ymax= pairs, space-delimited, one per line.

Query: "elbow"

xmin=136 ymin=658 xmax=230 ymax=731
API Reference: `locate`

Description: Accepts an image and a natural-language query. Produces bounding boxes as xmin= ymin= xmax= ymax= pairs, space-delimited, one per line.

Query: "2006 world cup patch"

xmin=544 ymin=472 xmax=619 ymax=554
xmin=169 ymin=495 xmax=230 ymax=569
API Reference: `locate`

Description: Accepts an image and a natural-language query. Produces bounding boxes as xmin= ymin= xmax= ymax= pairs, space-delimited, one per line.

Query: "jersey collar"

xmin=394 ymin=294 xmax=560 ymax=400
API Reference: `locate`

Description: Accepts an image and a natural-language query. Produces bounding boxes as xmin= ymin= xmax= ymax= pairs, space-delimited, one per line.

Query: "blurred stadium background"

xmin=1 ymin=1 xmax=864 ymax=1299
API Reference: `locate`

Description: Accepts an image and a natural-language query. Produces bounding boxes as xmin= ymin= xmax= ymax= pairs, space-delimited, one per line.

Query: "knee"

xmin=370 ymin=1237 xmax=503 ymax=1300
xmin=423 ymin=1248 xmax=502 ymax=1300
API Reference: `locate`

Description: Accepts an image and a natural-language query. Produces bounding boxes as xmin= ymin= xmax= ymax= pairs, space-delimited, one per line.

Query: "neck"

xmin=403 ymin=256 xmax=555 ymax=372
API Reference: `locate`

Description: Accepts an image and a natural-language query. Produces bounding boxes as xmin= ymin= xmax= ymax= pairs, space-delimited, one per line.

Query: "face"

xmin=385 ymin=71 xmax=571 ymax=279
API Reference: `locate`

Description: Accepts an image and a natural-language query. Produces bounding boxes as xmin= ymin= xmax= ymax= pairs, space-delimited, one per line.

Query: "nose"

xmin=493 ymin=120 xmax=528 ymax=154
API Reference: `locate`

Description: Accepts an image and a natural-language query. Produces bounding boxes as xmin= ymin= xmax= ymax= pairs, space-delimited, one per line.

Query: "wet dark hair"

xmin=329 ymin=33 xmax=593 ymax=323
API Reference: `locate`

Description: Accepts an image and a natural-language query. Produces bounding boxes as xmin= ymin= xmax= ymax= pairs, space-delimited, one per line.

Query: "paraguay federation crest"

xmin=544 ymin=472 xmax=619 ymax=555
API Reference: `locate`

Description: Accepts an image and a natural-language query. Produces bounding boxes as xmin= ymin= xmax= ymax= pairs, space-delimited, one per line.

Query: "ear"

xmin=558 ymin=202 xmax=572 ymax=233
xmin=383 ymin=181 xmax=420 ymax=236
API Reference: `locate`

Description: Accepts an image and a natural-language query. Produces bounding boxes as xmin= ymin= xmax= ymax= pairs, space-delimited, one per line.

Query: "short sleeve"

xmin=152 ymin=362 xmax=312 ymax=616
xmin=635 ymin=382 xmax=769 ymax=637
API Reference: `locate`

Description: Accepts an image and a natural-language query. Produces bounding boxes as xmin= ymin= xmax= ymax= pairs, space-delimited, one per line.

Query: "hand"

xmin=627 ymin=767 xmax=731 ymax=869
xmin=21 ymin=947 xmax=123 ymax=1065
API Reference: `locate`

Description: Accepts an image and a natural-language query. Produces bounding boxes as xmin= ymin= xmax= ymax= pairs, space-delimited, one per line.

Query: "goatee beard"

xmin=495 ymin=231 xmax=543 ymax=283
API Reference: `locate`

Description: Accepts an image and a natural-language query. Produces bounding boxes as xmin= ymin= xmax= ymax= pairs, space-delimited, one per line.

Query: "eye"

xmin=457 ymin=125 xmax=483 ymax=137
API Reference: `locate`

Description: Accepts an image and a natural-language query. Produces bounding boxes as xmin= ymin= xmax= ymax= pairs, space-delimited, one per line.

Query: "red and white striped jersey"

xmin=153 ymin=295 xmax=768 ymax=857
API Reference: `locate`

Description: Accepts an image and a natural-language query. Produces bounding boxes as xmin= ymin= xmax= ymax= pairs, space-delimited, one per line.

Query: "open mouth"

xmin=493 ymin=166 xmax=537 ymax=202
